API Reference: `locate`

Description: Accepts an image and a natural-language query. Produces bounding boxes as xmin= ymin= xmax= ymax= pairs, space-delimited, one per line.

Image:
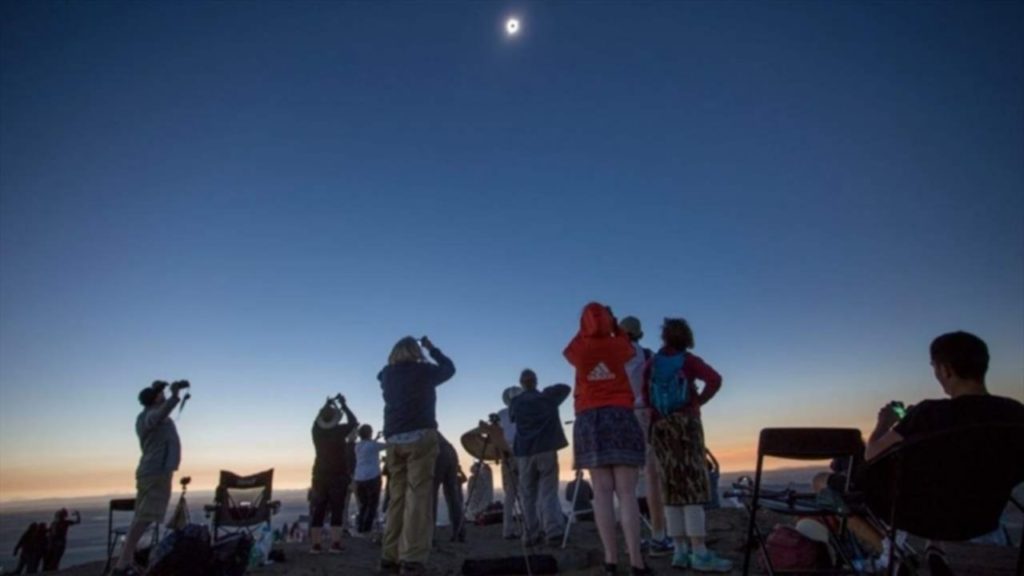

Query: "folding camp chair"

xmin=204 ymin=469 xmax=281 ymax=543
xmin=740 ymin=428 xmax=866 ymax=575
xmin=861 ymin=422 xmax=1024 ymax=576
xmin=104 ymin=498 xmax=160 ymax=573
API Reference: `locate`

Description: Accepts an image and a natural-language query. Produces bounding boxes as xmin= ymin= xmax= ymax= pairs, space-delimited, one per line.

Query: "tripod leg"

xmin=561 ymin=469 xmax=584 ymax=549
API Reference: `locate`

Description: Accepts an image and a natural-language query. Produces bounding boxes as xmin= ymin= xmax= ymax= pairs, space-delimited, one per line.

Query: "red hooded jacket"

xmin=563 ymin=303 xmax=637 ymax=414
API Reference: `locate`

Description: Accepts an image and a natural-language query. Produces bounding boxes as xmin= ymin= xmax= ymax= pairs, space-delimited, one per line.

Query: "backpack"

xmin=210 ymin=532 xmax=253 ymax=576
xmin=759 ymin=525 xmax=830 ymax=571
xmin=649 ymin=352 xmax=689 ymax=416
xmin=148 ymin=524 xmax=213 ymax=576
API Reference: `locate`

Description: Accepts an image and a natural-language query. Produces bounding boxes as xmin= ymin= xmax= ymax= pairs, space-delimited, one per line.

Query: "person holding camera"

xmin=111 ymin=379 xmax=188 ymax=576
xmin=310 ymin=394 xmax=359 ymax=554
xmin=378 ymin=336 xmax=455 ymax=576
xmin=564 ymin=303 xmax=650 ymax=575
xmin=42 ymin=508 xmax=80 ymax=571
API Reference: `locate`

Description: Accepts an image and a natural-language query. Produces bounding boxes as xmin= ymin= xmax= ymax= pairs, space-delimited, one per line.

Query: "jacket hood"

xmin=579 ymin=302 xmax=615 ymax=337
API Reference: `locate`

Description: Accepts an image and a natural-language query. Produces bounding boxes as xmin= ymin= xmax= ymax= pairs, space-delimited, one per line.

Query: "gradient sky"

xmin=1 ymin=1 xmax=1022 ymax=502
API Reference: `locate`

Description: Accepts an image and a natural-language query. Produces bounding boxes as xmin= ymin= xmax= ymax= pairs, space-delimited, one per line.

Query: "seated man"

xmin=863 ymin=331 xmax=1024 ymax=572
xmin=566 ymin=476 xmax=594 ymax=522
xmin=866 ymin=331 xmax=1024 ymax=460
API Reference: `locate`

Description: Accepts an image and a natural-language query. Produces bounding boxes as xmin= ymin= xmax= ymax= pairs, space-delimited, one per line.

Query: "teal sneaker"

xmin=689 ymin=550 xmax=732 ymax=573
xmin=671 ymin=549 xmax=690 ymax=570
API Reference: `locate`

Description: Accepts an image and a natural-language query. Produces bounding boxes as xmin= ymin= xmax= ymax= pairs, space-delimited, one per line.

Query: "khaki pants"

xmin=382 ymin=430 xmax=439 ymax=565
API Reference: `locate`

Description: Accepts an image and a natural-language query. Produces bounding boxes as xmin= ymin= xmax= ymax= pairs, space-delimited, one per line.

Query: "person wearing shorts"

xmin=309 ymin=395 xmax=359 ymax=553
xmin=111 ymin=380 xmax=187 ymax=576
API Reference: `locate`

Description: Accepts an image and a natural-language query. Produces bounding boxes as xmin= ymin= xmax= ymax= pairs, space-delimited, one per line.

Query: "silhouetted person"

xmin=355 ymin=424 xmax=387 ymax=533
xmin=42 ymin=508 xmax=80 ymax=571
xmin=13 ymin=522 xmax=47 ymax=574
xmin=113 ymin=380 xmax=188 ymax=576
xmin=310 ymin=394 xmax=359 ymax=553
xmin=510 ymin=369 xmax=570 ymax=546
xmin=433 ymin=433 xmax=466 ymax=542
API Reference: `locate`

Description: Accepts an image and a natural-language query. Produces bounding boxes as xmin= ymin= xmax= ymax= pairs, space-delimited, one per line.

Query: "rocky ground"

xmin=49 ymin=507 xmax=1019 ymax=575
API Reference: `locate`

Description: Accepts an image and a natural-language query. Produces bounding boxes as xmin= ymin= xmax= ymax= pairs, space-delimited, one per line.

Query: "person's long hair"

xmin=388 ymin=336 xmax=424 ymax=365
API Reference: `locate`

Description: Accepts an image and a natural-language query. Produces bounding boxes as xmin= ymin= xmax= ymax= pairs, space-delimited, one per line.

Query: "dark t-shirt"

xmin=312 ymin=423 xmax=358 ymax=480
xmin=894 ymin=395 xmax=1024 ymax=440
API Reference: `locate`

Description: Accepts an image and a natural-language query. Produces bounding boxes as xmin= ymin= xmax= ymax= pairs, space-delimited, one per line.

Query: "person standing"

xmin=111 ymin=380 xmax=188 ymax=576
xmin=645 ymin=318 xmax=731 ymax=572
xmin=620 ymin=316 xmax=672 ymax=557
xmin=379 ymin=336 xmax=455 ymax=576
xmin=497 ymin=386 xmax=523 ymax=540
xmin=564 ymin=303 xmax=650 ymax=575
xmin=12 ymin=522 xmax=46 ymax=574
xmin=309 ymin=394 xmax=359 ymax=554
xmin=42 ymin=508 xmax=80 ymax=571
xmin=433 ymin=433 xmax=466 ymax=542
xmin=354 ymin=424 xmax=387 ymax=534
xmin=509 ymin=369 xmax=570 ymax=546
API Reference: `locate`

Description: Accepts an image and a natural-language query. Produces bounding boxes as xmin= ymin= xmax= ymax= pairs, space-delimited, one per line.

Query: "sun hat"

xmin=502 ymin=386 xmax=524 ymax=407
xmin=316 ymin=405 xmax=341 ymax=429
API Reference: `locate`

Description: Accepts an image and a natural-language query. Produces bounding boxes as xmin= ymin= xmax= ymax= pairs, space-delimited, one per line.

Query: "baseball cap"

xmin=138 ymin=381 xmax=168 ymax=407
xmin=620 ymin=316 xmax=643 ymax=339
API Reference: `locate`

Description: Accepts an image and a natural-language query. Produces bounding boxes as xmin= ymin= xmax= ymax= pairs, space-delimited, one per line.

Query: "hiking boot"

xmin=400 ymin=561 xmax=427 ymax=576
xmin=671 ymin=549 xmax=690 ymax=570
xmin=648 ymin=537 xmax=674 ymax=558
xmin=689 ymin=550 xmax=732 ymax=573
xmin=604 ymin=563 xmax=618 ymax=575
xmin=631 ymin=565 xmax=656 ymax=576
xmin=329 ymin=541 xmax=344 ymax=554
xmin=309 ymin=543 xmax=323 ymax=554
xmin=379 ymin=559 xmax=401 ymax=574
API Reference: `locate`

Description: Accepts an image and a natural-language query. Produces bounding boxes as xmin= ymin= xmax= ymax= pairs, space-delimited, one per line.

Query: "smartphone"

xmin=891 ymin=402 xmax=908 ymax=419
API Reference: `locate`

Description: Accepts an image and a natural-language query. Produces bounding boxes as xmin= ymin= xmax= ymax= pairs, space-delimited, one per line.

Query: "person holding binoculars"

xmin=111 ymin=379 xmax=190 ymax=576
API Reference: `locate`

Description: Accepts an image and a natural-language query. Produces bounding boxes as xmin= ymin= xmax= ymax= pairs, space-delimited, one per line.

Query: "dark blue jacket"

xmin=379 ymin=348 xmax=455 ymax=438
xmin=510 ymin=384 xmax=571 ymax=457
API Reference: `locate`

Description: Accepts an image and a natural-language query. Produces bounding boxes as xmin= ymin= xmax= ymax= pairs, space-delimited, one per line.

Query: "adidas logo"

xmin=587 ymin=362 xmax=615 ymax=381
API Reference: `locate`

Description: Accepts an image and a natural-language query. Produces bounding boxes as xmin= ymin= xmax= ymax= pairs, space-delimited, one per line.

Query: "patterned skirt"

xmin=573 ymin=406 xmax=646 ymax=469
xmin=650 ymin=413 xmax=711 ymax=505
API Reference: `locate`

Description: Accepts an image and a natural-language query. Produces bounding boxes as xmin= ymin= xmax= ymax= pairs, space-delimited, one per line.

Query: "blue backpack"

xmin=649 ymin=352 xmax=689 ymax=416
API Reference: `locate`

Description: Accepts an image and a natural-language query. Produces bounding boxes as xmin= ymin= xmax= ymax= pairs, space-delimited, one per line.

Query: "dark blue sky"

xmin=1 ymin=1 xmax=1021 ymax=497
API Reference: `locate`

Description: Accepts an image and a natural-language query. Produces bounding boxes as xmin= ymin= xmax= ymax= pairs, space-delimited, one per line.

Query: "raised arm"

xmin=142 ymin=392 xmax=181 ymax=432
xmin=543 ymin=383 xmax=572 ymax=405
xmin=340 ymin=397 xmax=358 ymax=428
xmin=421 ymin=339 xmax=455 ymax=385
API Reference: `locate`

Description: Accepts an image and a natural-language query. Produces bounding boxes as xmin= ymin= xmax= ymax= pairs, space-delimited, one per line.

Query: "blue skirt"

xmin=573 ymin=406 xmax=646 ymax=469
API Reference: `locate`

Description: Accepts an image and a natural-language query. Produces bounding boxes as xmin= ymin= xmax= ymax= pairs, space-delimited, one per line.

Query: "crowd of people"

xmin=11 ymin=509 xmax=80 ymax=574
xmin=104 ymin=302 xmax=1024 ymax=576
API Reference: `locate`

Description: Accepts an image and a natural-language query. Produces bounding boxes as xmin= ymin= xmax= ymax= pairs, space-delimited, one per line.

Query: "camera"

xmin=171 ymin=380 xmax=190 ymax=392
